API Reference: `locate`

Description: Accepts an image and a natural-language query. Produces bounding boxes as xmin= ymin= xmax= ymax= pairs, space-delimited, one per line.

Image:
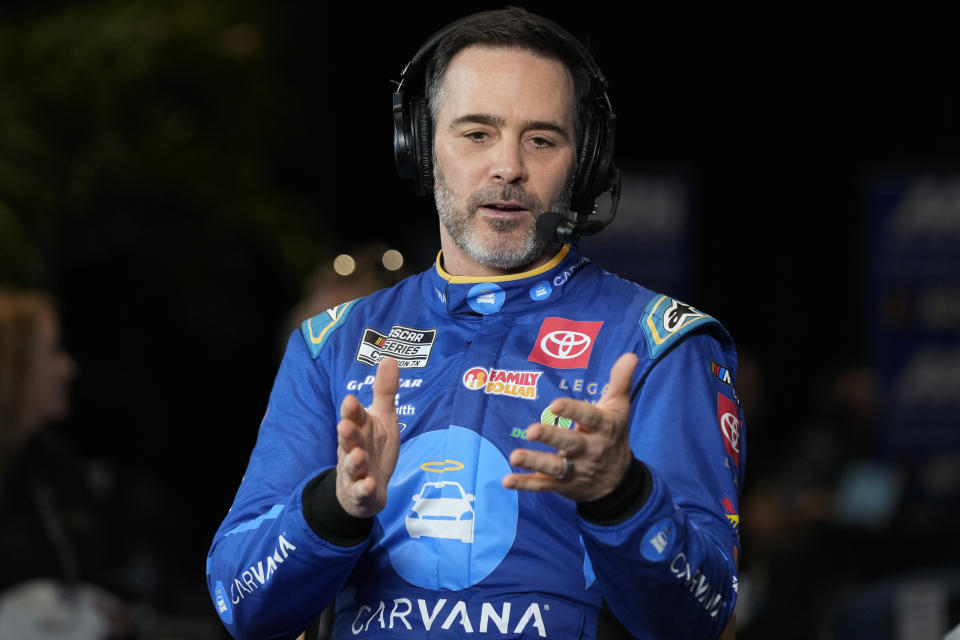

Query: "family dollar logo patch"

xmin=462 ymin=367 xmax=541 ymax=400
xmin=356 ymin=325 xmax=437 ymax=368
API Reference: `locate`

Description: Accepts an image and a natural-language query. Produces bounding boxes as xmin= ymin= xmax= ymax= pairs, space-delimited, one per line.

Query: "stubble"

xmin=434 ymin=168 xmax=572 ymax=271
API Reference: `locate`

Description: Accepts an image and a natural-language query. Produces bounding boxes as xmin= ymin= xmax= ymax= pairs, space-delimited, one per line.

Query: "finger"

xmin=337 ymin=410 xmax=370 ymax=450
xmin=524 ymin=422 xmax=585 ymax=457
xmin=549 ymin=397 xmax=607 ymax=433
xmin=509 ymin=447 xmax=569 ymax=477
xmin=340 ymin=393 xmax=367 ymax=424
xmin=341 ymin=448 xmax=374 ymax=487
xmin=337 ymin=419 xmax=358 ymax=452
xmin=355 ymin=475 xmax=376 ymax=500
xmin=502 ymin=471 xmax=561 ymax=492
xmin=598 ymin=352 xmax=639 ymax=407
xmin=343 ymin=469 xmax=376 ymax=501
xmin=370 ymin=357 xmax=400 ymax=416
xmin=548 ymin=353 xmax=639 ymax=429
xmin=347 ymin=446 xmax=369 ymax=478
xmin=340 ymin=444 xmax=359 ymax=478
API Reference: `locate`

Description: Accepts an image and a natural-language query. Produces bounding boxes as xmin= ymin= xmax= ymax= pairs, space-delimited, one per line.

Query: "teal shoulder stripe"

xmin=639 ymin=295 xmax=728 ymax=360
xmin=300 ymin=298 xmax=360 ymax=359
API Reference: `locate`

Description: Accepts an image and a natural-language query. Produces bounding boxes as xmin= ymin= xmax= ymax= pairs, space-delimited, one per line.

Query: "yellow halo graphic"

xmin=420 ymin=459 xmax=465 ymax=473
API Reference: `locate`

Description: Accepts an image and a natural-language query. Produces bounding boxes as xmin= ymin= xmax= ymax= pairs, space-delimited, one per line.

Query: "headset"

xmin=392 ymin=9 xmax=621 ymax=235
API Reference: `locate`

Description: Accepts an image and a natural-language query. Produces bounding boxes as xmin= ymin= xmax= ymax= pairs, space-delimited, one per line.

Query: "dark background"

xmin=1 ymin=1 xmax=958 ymax=637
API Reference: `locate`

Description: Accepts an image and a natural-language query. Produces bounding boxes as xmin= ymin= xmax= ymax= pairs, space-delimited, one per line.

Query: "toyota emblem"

xmin=540 ymin=330 xmax=592 ymax=359
xmin=720 ymin=412 xmax=741 ymax=452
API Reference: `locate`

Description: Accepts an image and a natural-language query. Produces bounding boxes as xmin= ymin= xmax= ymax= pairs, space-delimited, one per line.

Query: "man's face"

xmin=431 ymin=45 xmax=577 ymax=272
xmin=23 ymin=306 xmax=75 ymax=431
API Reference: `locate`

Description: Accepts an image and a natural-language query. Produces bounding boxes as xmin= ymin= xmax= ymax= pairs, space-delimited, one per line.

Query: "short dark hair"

xmin=424 ymin=7 xmax=595 ymax=142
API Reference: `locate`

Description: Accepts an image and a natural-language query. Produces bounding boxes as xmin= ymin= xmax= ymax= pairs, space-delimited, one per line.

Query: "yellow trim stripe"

xmin=435 ymin=244 xmax=571 ymax=283
xmin=308 ymin=305 xmax=347 ymax=345
xmin=645 ymin=296 xmax=671 ymax=345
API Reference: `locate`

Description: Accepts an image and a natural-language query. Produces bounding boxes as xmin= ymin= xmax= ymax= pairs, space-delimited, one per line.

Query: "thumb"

xmin=370 ymin=357 xmax=400 ymax=415
xmin=598 ymin=352 xmax=638 ymax=407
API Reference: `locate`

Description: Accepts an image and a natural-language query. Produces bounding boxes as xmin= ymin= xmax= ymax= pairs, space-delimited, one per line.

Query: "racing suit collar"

xmin=427 ymin=244 xmax=592 ymax=317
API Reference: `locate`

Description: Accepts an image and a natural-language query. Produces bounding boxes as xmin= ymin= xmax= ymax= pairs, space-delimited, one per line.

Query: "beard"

xmin=434 ymin=168 xmax=573 ymax=271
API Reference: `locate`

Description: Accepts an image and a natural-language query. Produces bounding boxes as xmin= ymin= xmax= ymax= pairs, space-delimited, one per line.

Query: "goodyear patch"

xmin=640 ymin=295 xmax=726 ymax=360
xmin=301 ymin=299 xmax=360 ymax=359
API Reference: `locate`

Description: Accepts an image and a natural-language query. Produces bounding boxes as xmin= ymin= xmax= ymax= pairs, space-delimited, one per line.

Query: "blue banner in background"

xmin=580 ymin=172 xmax=692 ymax=301
xmin=868 ymin=174 xmax=960 ymax=456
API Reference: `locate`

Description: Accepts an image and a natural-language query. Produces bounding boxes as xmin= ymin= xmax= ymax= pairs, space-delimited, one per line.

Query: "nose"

xmin=487 ymin=139 xmax=526 ymax=184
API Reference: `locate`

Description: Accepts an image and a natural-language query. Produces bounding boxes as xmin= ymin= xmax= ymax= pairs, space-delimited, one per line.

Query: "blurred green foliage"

xmin=0 ymin=4 xmax=345 ymax=605
xmin=0 ymin=0 xmax=324 ymax=287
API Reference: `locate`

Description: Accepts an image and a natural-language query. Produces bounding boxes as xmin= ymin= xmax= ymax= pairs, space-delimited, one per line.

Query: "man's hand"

xmin=336 ymin=357 xmax=400 ymax=518
xmin=503 ymin=352 xmax=638 ymax=502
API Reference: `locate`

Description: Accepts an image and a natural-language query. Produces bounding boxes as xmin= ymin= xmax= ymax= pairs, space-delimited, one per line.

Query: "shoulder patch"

xmin=640 ymin=295 xmax=727 ymax=360
xmin=301 ymin=299 xmax=360 ymax=359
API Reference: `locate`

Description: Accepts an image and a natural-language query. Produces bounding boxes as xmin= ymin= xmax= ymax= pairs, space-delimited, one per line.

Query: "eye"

xmin=465 ymin=131 xmax=490 ymax=143
xmin=528 ymin=136 xmax=555 ymax=149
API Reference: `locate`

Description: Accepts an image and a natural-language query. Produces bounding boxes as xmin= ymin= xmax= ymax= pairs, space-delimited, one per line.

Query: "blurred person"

xmin=735 ymin=364 xmax=898 ymax=639
xmin=0 ymin=287 xmax=133 ymax=639
xmin=207 ymin=9 xmax=746 ymax=640
xmin=279 ymin=243 xmax=413 ymax=358
xmin=0 ymin=289 xmax=74 ymax=469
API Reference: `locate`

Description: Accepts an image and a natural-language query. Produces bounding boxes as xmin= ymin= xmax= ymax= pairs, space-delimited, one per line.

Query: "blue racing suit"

xmin=206 ymin=244 xmax=745 ymax=639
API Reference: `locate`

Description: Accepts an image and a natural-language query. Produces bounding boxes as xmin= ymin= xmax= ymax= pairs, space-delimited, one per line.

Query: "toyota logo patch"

xmin=528 ymin=318 xmax=604 ymax=369
xmin=717 ymin=393 xmax=742 ymax=466
xmin=541 ymin=330 xmax=592 ymax=359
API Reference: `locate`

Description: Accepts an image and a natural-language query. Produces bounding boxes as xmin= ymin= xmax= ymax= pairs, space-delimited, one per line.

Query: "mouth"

xmin=479 ymin=201 xmax=530 ymax=215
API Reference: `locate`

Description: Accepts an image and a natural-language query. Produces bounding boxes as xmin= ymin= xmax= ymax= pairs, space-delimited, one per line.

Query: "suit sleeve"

xmin=205 ymin=331 xmax=371 ymax=640
xmin=578 ymin=331 xmax=744 ymax=639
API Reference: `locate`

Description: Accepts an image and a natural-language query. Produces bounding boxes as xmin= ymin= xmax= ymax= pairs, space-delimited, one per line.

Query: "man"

xmin=206 ymin=9 xmax=744 ymax=640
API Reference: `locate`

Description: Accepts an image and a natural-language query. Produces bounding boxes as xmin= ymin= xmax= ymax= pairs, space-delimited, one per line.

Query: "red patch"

xmin=462 ymin=367 xmax=487 ymax=390
xmin=527 ymin=318 xmax=603 ymax=369
xmin=721 ymin=496 xmax=736 ymax=514
xmin=717 ymin=393 xmax=742 ymax=466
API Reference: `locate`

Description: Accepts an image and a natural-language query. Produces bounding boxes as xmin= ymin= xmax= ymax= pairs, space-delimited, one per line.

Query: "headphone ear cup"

xmin=571 ymin=113 xmax=601 ymax=214
xmin=572 ymin=110 xmax=617 ymax=219
xmin=412 ymin=98 xmax=434 ymax=196
xmin=393 ymin=91 xmax=414 ymax=181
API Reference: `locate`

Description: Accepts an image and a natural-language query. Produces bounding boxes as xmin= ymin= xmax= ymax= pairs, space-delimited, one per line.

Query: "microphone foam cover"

xmin=536 ymin=211 xmax=567 ymax=243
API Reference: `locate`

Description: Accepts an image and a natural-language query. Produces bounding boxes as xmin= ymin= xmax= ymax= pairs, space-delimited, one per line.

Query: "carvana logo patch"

xmin=377 ymin=426 xmax=518 ymax=590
